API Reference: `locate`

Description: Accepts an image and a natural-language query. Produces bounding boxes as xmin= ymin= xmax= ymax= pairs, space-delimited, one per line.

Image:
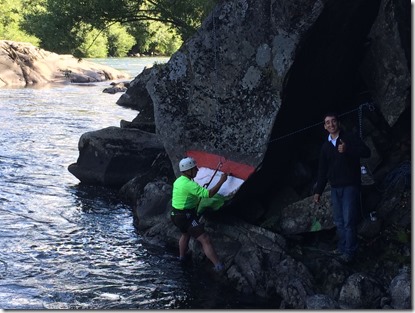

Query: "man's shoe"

xmin=177 ymin=256 xmax=185 ymax=262
xmin=176 ymin=255 xmax=188 ymax=263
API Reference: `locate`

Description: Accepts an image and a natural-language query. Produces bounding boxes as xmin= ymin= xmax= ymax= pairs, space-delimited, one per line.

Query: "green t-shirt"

xmin=172 ymin=175 xmax=209 ymax=209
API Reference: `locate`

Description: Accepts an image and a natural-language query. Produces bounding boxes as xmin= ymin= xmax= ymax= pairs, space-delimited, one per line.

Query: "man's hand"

xmin=313 ymin=194 xmax=320 ymax=203
xmin=219 ymin=173 xmax=228 ymax=183
xmin=208 ymin=173 xmax=228 ymax=197
xmin=338 ymin=139 xmax=346 ymax=153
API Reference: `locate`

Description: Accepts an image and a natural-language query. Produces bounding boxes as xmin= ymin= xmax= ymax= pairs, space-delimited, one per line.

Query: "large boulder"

xmin=306 ymin=294 xmax=338 ymax=309
xmin=359 ymin=0 xmax=410 ymax=127
xmin=68 ymin=127 xmax=165 ymax=187
xmin=338 ymin=273 xmax=385 ymax=309
xmin=118 ymin=152 xmax=175 ymax=208
xmin=389 ymin=268 xmax=411 ymax=309
xmin=0 ymin=40 xmax=129 ymax=87
xmin=261 ymin=191 xmax=334 ymax=235
xmin=117 ymin=67 xmax=158 ymax=132
xmin=146 ymin=0 xmax=326 ymax=177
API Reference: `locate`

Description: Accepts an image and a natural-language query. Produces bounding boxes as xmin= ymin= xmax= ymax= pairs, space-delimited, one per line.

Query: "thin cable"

xmin=203 ymin=161 xmax=223 ymax=188
xmin=267 ymin=102 xmax=375 ymax=145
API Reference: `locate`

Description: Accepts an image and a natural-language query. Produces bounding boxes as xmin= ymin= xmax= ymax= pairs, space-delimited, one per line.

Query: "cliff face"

xmin=147 ymin=0 xmax=326 ymax=173
xmin=120 ymin=0 xmax=409 ymax=220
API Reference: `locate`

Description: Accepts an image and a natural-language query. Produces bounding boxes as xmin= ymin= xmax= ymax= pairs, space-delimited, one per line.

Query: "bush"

xmin=106 ymin=23 xmax=136 ymax=57
xmin=128 ymin=20 xmax=182 ymax=56
xmin=75 ymin=23 xmax=108 ymax=58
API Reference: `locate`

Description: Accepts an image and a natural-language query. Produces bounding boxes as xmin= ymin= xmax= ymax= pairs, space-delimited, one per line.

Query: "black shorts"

xmin=171 ymin=208 xmax=205 ymax=238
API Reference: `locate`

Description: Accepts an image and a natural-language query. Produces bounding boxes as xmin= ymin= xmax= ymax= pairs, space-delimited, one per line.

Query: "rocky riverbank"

xmin=0 ymin=40 xmax=129 ymax=87
xmin=66 ymin=0 xmax=411 ymax=309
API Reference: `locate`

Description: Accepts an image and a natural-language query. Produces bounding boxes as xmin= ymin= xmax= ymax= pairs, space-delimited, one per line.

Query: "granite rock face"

xmin=147 ymin=0 xmax=325 ymax=177
xmin=360 ymin=0 xmax=411 ymax=127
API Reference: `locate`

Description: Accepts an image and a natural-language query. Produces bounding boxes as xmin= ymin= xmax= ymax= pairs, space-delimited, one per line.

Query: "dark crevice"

xmin=227 ymin=0 xmax=382 ymax=223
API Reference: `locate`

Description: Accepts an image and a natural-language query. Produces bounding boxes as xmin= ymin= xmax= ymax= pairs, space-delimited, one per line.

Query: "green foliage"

xmin=388 ymin=224 xmax=411 ymax=244
xmin=2 ymin=0 xmax=218 ymax=57
xmin=0 ymin=0 xmax=40 ymax=45
xmin=128 ymin=20 xmax=182 ymax=55
xmin=75 ymin=23 xmax=108 ymax=58
xmin=197 ymin=194 xmax=228 ymax=216
xmin=106 ymin=23 xmax=136 ymax=57
xmin=21 ymin=1 xmax=77 ymax=53
xmin=147 ymin=22 xmax=183 ymax=55
xmin=153 ymin=0 xmax=217 ymax=40
xmin=310 ymin=217 xmax=322 ymax=232
xmin=396 ymin=229 xmax=409 ymax=243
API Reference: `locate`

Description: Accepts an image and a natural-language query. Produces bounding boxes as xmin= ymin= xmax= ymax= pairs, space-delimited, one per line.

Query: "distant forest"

xmin=0 ymin=0 xmax=217 ymax=57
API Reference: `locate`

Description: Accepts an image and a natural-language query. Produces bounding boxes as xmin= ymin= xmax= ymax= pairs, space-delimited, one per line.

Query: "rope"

xmin=267 ymin=102 xmax=375 ymax=145
xmin=203 ymin=161 xmax=223 ymax=188
xmin=357 ymin=102 xmax=375 ymax=139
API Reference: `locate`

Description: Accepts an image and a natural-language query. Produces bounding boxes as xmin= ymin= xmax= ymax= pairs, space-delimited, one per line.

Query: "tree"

xmin=20 ymin=0 xmax=217 ymax=57
xmin=127 ymin=19 xmax=182 ymax=55
xmin=25 ymin=0 xmax=217 ymax=42
xmin=106 ymin=23 xmax=136 ymax=57
xmin=75 ymin=23 xmax=108 ymax=58
xmin=0 ymin=0 xmax=40 ymax=44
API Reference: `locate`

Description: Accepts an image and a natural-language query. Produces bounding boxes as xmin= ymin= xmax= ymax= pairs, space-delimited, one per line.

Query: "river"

xmin=0 ymin=57 xmax=274 ymax=309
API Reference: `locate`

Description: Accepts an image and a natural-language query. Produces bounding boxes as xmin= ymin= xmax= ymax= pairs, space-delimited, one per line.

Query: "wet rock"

xmin=118 ymin=151 xmax=174 ymax=207
xmin=120 ymin=117 xmax=156 ymax=133
xmin=132 ymin=181 xmax=172 ymax=232
xmin=389 ymin=267 xmax=411 ymax=309
xmin=135 ymin=190 xmax=316 ymax=308
xmin=360 ymin=0 xmax=410 ymax=127
xmin=68 ymin=127 xmax=164 ymax=186
xmin=306 ymin=294 xmax=338 ymax=309
xmin=261 ymin=192 xmax=334 ymax=235
xmin=116 ymin=67 xmax=154 ymax=112
xmin=103 ymin=81 xmax=130 ymax=94
xmin=338 ymin=272 xmax=384 ymax=309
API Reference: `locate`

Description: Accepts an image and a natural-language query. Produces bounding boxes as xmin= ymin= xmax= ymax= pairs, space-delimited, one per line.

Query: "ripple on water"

xmin=0 ymin=58 xmax=276 ymax=309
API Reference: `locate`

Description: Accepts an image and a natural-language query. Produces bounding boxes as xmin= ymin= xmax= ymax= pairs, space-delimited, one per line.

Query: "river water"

xmin=0 ymin=57 xmax=273 ymax=309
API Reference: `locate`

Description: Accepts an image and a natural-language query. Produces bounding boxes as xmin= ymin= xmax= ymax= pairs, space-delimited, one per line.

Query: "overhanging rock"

xmin=68 ymin=127 xmax=165 ymax=187
xmin=147 ymin=0 xmax=325 ymax=177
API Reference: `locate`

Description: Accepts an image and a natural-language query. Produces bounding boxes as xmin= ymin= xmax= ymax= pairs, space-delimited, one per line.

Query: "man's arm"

xmin=208 ymin=173 xmax=228 ymax=197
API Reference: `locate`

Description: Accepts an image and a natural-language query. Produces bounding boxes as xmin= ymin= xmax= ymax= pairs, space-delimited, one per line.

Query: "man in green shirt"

xmin=171 ymin=157 xmax=228 ymax=271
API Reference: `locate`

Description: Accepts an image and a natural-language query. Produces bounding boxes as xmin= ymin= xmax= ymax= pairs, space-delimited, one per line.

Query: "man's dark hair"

xmin=323 ymin=112 xmax=339 ymax=121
